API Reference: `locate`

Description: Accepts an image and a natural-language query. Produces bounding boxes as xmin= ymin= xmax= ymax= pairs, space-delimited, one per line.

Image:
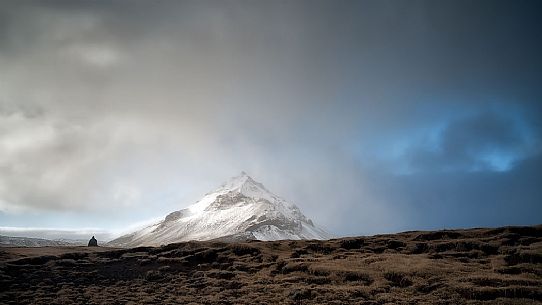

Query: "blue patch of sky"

xmin=347 ymin=98 xmax=539 ymax=175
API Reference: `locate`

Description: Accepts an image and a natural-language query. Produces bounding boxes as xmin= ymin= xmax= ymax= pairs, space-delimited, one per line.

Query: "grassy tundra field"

xmin=1 ymin=226 xmax=541 ymax=305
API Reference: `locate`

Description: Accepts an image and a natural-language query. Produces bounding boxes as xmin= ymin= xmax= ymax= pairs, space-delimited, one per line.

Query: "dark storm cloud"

xmin=0 ymin=0 xmax=541 ymax=235
xmin=384 ymin=154 xmax=542 ymax=230
xmin=407 ymin=111 xmax=539 ymax=172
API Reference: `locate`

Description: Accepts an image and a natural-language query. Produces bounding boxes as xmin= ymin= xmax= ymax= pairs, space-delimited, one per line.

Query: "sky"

xmin=0 ymin=0 xmax=541 ymax=240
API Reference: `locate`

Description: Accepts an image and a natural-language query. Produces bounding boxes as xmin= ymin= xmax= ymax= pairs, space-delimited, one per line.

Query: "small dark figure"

xmin=88 ymin=236 xmax=98 ymax=247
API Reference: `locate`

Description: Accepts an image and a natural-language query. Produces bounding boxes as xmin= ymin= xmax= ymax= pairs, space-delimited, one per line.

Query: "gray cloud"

xmin=0 ymin=1 xmax=541 ymax=235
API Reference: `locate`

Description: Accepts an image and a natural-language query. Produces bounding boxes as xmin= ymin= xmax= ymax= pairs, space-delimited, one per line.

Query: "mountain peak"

xmin=108 ymin=173 xmax=332 ymax=247
xmin=231 ymin=171 xmax=255 ymax=183
xmin=228 ymin=171 xmax=252 ymax=184
xmin=220 ymin=172 xmax=267 ymax=194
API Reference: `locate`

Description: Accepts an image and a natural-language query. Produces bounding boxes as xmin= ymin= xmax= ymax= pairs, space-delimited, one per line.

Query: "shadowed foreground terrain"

xmin=1 ymin=226 xmax=541 ymax=304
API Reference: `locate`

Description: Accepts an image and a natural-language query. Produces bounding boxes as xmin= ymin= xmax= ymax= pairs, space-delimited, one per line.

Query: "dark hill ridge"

xmin=1 ymin=225 xmax=541 ymax=304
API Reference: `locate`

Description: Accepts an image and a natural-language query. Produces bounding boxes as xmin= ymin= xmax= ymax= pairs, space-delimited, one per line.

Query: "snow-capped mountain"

xmin=108 ymin=172 xmax=331 ymax=247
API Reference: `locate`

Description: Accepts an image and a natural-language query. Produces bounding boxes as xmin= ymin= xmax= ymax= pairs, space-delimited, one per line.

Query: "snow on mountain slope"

xmin=108 ymin=172 xmax=332 ymax=247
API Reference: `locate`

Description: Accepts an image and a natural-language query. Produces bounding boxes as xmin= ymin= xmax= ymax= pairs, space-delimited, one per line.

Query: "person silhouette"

xmin=88 ymin=236 xmax=98 ymax=247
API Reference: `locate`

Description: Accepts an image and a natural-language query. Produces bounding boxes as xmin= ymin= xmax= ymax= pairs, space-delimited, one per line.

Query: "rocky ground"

xmin=1 ymin=226 xmax=541 ymax=304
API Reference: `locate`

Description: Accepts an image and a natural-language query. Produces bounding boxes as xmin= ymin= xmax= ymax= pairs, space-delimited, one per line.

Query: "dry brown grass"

xmin=1 ymin=225 xmax=541 ymax=304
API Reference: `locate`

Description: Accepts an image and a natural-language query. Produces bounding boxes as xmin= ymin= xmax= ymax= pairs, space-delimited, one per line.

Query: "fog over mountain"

xmin=0 ymin=0 xmax=541 ymax=239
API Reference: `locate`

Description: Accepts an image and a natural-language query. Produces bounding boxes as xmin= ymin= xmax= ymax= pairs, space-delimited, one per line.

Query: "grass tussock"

xmin=383 ymin=271 xmax=412 ymax=287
